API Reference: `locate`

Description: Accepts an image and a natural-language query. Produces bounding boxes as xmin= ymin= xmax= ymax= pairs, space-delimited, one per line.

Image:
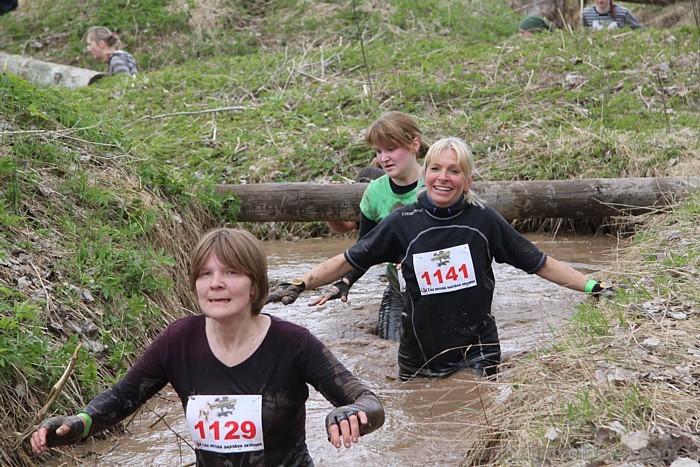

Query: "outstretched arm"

xmin=535 ymin=257 xmax=589 ymax=291
xmin=268 ymin=253 xmax=356 ymax=305
xmin=299 ymin=253 xmax=355 ymax=290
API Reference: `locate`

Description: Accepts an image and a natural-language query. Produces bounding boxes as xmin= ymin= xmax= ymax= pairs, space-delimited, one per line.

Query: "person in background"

xmin=582 ymin=0 xmax=643 ymax=29
xmin=85 ymin=26 xmax=138 ymax=76
xmin=0 ymin=0 xmax=18 ymax=16
xmin=323 ymin=111 xmax=429 ymax=341
xmin=30 ymin=228 xmax=384 ymax=465
xmin=268 ymin=137 xmax=614 ymax=381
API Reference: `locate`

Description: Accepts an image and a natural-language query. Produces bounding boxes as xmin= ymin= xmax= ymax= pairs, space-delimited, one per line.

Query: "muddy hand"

xmin=31 ymin=415 xmax=86 ymax=455
xmin=591 ymin=282 xmax=617 ymax=299
xmin=309 ymin=280 xmax=349 ymax=306
xmin=267 ymin=279 xmax=306 ymax=305
xmin=325 ymin=406 xmax=368 ymax=449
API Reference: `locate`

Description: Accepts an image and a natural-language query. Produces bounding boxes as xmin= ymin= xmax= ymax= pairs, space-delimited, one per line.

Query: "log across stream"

xmin=217 ymin=176 xmax=699 ymax=222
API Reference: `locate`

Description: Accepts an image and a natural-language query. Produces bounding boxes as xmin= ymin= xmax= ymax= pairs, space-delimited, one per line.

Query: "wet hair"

xmin=189 ymin=228 xmax=269 ymax=315
xmin=85 ymin=26 xmax=122 ymax=48
xmin=365 ymin=111 xmax=430 ymax=159
xmin=423 ymin=137 xmax=483 ymax=207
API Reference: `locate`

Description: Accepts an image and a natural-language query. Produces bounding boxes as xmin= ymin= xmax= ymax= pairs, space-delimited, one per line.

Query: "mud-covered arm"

xmin=342 ymin=213 xmax=379 ymax=286
xmin=303 ymin=333 xmax=385 ymax=439
xmin=82 ymin=327 xmax=171 ymax=436
xmin=320 ymin=213 xmax=379 ymax=302
xmin=82 ymin=375 xmax=167 ymax=436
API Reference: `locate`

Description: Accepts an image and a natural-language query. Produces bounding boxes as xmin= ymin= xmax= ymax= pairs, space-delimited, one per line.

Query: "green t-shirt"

xmin=359 ymin=174 xmax=424 ymax=223
xmin=359 ymin=174 xmax=424 ymax=291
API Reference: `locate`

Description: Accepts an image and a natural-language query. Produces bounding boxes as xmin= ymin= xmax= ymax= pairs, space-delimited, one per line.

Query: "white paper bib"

xmin=186 ymin=394 xmax=264 ymax=454
xmin=413 ymin=244 xmax=477 ymax=295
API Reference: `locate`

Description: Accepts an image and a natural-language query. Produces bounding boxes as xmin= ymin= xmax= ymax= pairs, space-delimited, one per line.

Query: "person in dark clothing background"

xmin=0 ymin=0 xmax=18 ymax=15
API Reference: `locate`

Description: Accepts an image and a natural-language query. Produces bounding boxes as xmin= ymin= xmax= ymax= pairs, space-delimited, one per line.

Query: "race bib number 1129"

xmin=186 ymin=394 xmax=264 ymax=454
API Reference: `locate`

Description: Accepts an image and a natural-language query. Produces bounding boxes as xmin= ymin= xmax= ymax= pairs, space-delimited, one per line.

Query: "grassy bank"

xmin=465 ymin=192 xmax=700 ymax=465
xmin=1 ymin=0 xmax=698 ymax=465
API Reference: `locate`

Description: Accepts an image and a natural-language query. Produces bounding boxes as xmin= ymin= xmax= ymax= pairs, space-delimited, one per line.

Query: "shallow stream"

xmin=45 ymin=234 xmax=619 ymax=466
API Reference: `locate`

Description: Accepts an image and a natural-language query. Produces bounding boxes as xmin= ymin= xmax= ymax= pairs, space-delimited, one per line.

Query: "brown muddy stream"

xmin=46 ymin=234 xmax=619 ymax=466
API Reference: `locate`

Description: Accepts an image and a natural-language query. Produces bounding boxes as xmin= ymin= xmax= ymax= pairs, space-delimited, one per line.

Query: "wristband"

xmin=77 ymin=412 xmax=92 ymax=437
xmin=290 ymin=279 xmax=306 ymax=290
xmin=584 ymin=280 xmax=599 ymax=294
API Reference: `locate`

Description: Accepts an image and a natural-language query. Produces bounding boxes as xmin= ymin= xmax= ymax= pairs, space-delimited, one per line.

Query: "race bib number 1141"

xmin=413 ymin=244 xmax=477 ymax=295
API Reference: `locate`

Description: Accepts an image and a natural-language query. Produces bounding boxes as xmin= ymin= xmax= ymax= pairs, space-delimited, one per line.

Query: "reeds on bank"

xmin=463 ymin=196 xmax=700 ymax=465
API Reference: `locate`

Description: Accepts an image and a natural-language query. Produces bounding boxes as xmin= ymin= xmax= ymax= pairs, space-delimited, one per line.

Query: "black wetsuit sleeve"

xmin=302 ymin=332 xmax=385 ymax=435
xmin=489 ymin=207 xmax=547 ymax=273
xmin=357 ymin=213 xmax=378 ymax=240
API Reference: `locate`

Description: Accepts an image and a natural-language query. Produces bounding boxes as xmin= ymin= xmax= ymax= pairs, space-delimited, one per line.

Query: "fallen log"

xmin=216 ymin=176 xmax=699 ymax=222
xmin=0 ymin=52 xmax=106 ymax=89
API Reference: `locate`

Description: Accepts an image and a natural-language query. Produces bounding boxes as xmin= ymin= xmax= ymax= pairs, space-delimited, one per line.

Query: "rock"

xmin=670 ymin=458 xmax=699 ymax=467
xmin=608 ymin=421 xmax=628 ymax=436
xmin=16 ymin=276 xmax=33 ymax=290
xmin=544 ymin=426 xmax=560 ymax=441
xmin=621 ymin=431 xmax=649 ymax=451
xmin=641 ymin=337 xmax=661 ymax=349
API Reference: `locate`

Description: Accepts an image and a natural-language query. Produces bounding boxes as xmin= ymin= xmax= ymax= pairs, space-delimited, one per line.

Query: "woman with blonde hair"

xmin=85 ymin=26 xmax=138 ymax=76
xmin=270 ymin=137 xmax=613 ymax=380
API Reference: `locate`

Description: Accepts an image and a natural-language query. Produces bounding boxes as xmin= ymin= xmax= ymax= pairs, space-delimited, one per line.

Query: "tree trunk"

xmin=0 ymin=52 xmax=106 ymax=89
xmin=216 ymin=176 xmax=699 ymax=222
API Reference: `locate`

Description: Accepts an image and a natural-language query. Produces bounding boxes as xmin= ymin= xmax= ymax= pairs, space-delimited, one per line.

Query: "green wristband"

xmin=77 ymin=412 xmax=92 ymax=437
xmin=584 ymin=280 xmax=599 ymax=293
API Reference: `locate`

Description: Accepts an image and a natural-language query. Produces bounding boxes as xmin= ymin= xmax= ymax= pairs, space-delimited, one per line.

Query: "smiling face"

xmin=196 ymin=253 xmax=255 ymax=322
xmin=424 ymin=148 xmax=473 ymax=208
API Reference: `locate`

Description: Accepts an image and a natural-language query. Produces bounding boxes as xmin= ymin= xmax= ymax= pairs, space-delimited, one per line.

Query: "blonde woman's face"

xmin=425 ymin=149 xmax=472 ymax=208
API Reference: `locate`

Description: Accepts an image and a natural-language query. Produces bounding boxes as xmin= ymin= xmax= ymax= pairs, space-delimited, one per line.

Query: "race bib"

xmin=186 ymin=395 xmax=264 ymax=454
xmin=413 ymin=244 xmax=477 ymax=296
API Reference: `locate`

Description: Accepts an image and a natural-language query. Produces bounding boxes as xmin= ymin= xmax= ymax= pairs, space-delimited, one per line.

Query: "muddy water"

xmin=48 ymin=234 xmax=618 ymax=466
